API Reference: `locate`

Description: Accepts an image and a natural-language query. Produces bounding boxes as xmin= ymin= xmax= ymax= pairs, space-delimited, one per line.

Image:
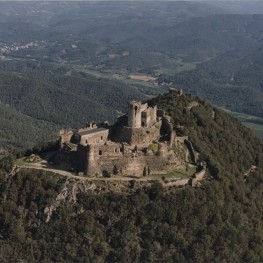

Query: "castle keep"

xmin=58 ymin=100 xmax=187 ymax=177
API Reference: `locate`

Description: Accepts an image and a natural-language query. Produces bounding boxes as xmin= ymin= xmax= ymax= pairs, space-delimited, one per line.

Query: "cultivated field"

xmin=128 ymin=74 xmax=156 ymax=82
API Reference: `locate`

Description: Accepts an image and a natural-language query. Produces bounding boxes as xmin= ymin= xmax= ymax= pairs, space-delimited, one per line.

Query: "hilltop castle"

xmin=58 ymin=100 xmax=189 ymax=177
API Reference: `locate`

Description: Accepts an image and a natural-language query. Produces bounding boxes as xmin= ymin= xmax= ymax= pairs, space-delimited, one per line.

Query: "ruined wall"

xmin=86 ymin=153 xmax=180 ymax=177
xmin=84 ymin=141 xmax=179 ymax=177
xmin=74 ymin=145 xmax=87 ymax=172
xmin=157 ymin=109 xmax=165 ymax=118
xmin=164 ymin=178 xmax=190 ymax=187
xmin=160 ymin=116 xmax=174 ymax=145
xmin=116 ymin=121 xmax=161 ymax=145
xmin=141 ymin=106 xmax=157 ymax=128
xmin=85 ymin=143 xmax=122 ymax=176
xmin=59 ymin=100 xmax=178 ymax=177
xmin=86 ymin=145 xmax=98 ymax=177
xmin=184 ymin=139 xmax=197 ymax=163
xmin=190 ymin=169 xmax=206 ymax=187
xmin=92 ymin=143 xmax=122 ymax=159
xmin=59 ymin=130 xmax=73 ymax=147
xmin=105 ymin=154 xmax=179 ymax=177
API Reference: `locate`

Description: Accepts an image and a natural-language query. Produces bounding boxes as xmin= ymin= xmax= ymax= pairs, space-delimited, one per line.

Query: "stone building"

xmin=60 ymin=122 xmax=109 ymax=146
xmin=114 ymin=101 xmax=172 ymax=146
xmin=73 ymin=128 xmax=109 ymax=145
xmin=58 ymin=100 xmax=184 ymax=177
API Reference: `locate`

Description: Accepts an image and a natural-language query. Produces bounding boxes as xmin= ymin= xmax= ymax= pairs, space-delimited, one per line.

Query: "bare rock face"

xmin=44 ymin=180 xmax=96 ymax=222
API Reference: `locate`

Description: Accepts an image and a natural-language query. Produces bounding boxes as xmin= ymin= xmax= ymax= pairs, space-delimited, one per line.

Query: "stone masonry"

xmin=58 ymin=100 xmax=189 ymax=177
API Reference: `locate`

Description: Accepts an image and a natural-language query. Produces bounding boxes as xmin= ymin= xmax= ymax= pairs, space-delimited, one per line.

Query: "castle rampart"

xmin=56 ymin=98 xmax=195 ymax=177
xmin=115 ymin=122 xmax=162 ymax=146
xmin=85 ymin=142 xmax=179 ymax=177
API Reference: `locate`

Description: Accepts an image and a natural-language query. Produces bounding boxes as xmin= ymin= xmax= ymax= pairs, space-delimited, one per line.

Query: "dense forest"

xmin=0 ymin=67 xmax=147 ymax=151
xmin=0 ymin=93 xmax=262 ymax=262
xmin=158 ymin=42 xmax=263 ymax=118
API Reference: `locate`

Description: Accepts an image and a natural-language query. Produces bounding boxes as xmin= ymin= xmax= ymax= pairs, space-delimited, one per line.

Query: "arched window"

xmin=99 ymin=150 xmax=102 ymax=156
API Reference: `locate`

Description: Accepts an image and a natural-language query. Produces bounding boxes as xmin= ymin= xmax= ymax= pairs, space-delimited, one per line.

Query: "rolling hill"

xmin=0 ymin=92 xmax=262 ymax=262
xmin=0 ymin=2 xmax=262 ymax=261
xmin=159 ymin=42 xmax=263 ymax=118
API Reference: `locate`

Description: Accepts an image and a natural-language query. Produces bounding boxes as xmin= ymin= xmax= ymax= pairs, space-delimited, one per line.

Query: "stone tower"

xmin=86 ymin=144 xmax=98 ymax=176
xmin=128 ymin=101 xmax=147 ymax=128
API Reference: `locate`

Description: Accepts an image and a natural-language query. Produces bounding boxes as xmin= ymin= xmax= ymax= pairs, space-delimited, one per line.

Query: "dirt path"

xmin=17 ymin=162 xmax=157 ymax=182
xmin=16 ymin=157 xmax=194 ymax=186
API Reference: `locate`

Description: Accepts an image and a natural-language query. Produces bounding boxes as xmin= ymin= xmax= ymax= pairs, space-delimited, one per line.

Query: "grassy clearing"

xmin=123 ymin=79 xmax=166 ymax=96
xmin=123 ymin=78 xmax=154 ymax=88
xmin=15 ymin=157 xmax=42 ymax=166
xmin=147 ymin=165 xmax=197 ymax=180
xmin=161 ymin=62 xmax=197 ymax=75
xmin=62 ymin=62 xmax=166 ymax=98
xmin=149 ymin=143 xmax=158 ymax=154
xmin=128 ymin=74 xmax=156 ymax=82
xmin=243 ymin=122 xmax=263 ymax=139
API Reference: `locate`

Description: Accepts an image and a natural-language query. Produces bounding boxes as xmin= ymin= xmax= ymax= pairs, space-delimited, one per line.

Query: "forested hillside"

xmin=1 ymin=2 xmax=263 ymax=150
xmin=0 ymin=2 xmax=262 ymax=261
xmin=158 ymin=43 xmax=263 ymax=118
xmin=0 ymin=93 xmax=262 ymax=262
xmin=0 ymin=101 xmax=59 ymax=151
xmin=0 ymin=68 xmax=146 ymax=150
xmin=0 ymin=70 xmax=146 ymax=125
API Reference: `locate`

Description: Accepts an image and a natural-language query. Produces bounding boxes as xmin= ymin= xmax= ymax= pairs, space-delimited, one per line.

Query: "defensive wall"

xmin=57 ymin=99 xmax=199 ymax=178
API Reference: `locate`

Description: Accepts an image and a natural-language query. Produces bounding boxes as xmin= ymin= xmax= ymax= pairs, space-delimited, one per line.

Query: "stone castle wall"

xmin=84 ymin=142 xmax=179 ymax=177
xmin=184 ymin=139 xmax=197 ymax=163
xmin=116 ymin=121 xmax=161 ymax=145
xmin=141 ymin=106 xmax=157 ymax=128
xmin=57 ymin=99 xmax=191 ymax=178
